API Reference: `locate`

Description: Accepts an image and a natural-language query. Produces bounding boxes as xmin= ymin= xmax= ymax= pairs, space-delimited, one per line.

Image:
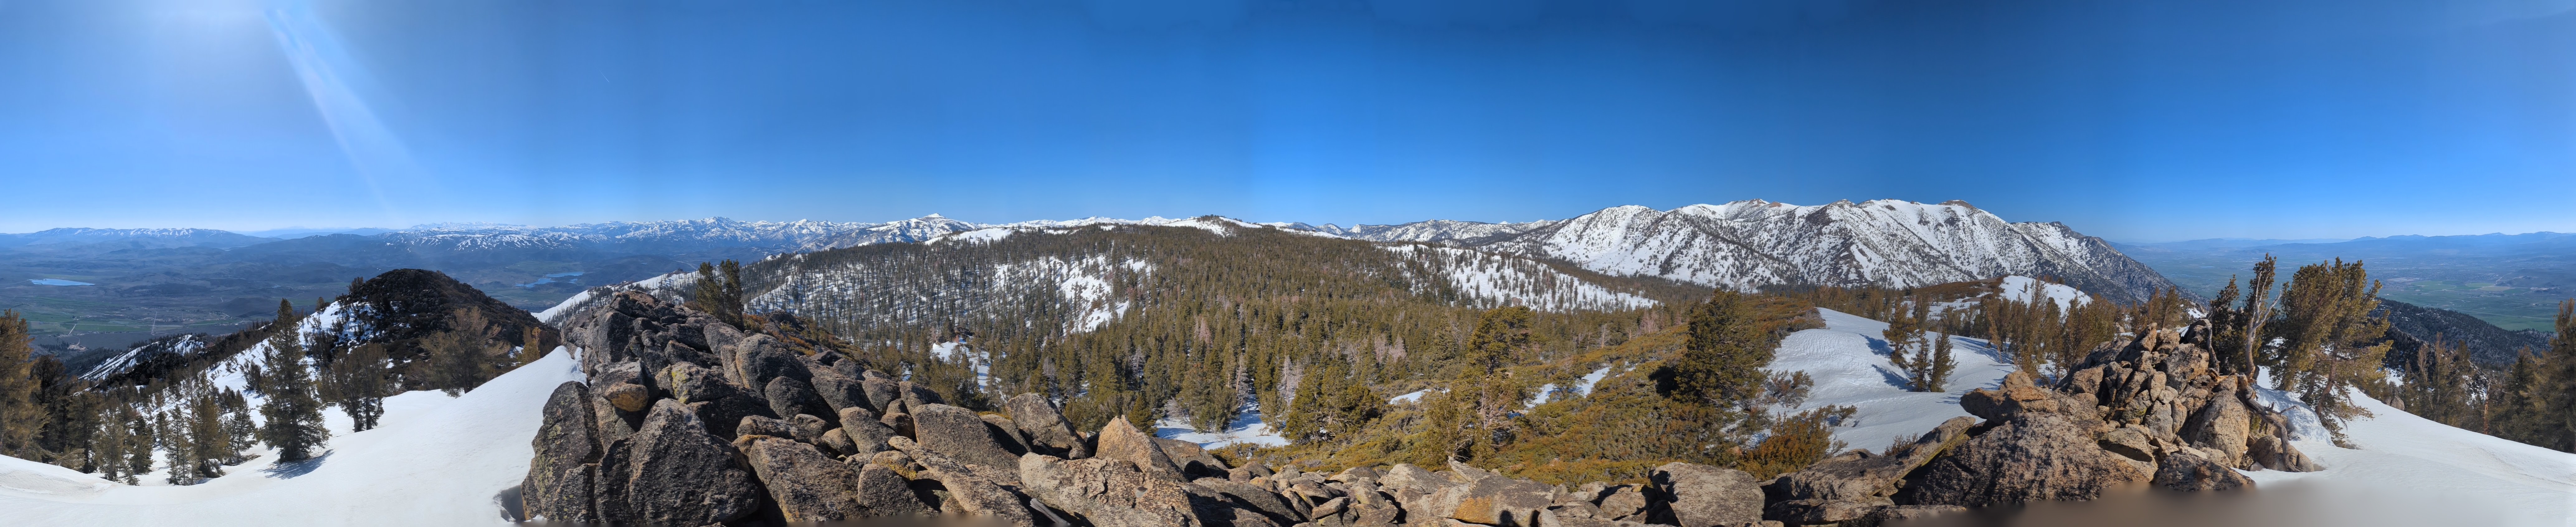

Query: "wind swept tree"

xmin=2268 ymin=259 xmax=2391 ymax=447
xmin=424 ymin=308 xmax=502 ymax=396
xmin=692 ymin=260 xmax=748 ymax=329
xmin=2488 ymin=300 xmax=2576 ymax=452
xmin=2398 ymin=334 xmax=2479 ymax=429
xmin=254 ymin=329 xmax=330 ymax=462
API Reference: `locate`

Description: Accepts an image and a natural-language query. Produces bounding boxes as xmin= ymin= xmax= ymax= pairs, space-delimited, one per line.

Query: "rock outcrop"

xmin=530 ymin=289 xmax=2299 ymax=527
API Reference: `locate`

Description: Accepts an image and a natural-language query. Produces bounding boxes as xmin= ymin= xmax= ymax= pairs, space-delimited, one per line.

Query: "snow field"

xmin=1156 ymin=405 xmax=1290 ymax=449
xmin=1772 ymin=308 xmax=2020 ymax=449
xmin=0 ymin=348 xmax=586 ymax=526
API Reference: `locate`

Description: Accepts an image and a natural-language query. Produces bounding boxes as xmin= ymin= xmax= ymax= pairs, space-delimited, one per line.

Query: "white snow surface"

xmin=1156 ymin=405 xmax=1290 ymax=449
xmin=1997 ymin=275 xmax=2091 ymax=310
xmin=0 ymin=348 xmax=586 ymax=525
xmin=1774 ymin=308 xmax=2019 ymax=449
xmin=1780 ymin=308 xmax=2576 ymax=526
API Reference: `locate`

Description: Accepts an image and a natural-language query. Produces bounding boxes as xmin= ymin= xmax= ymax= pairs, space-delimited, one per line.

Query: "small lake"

xmin=29 ymin=279 xmax=95 ymax=286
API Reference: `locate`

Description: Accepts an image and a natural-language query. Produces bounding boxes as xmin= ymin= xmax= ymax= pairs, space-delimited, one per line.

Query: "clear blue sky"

xmin=3 ymin=0 xmax=2569 ymax=241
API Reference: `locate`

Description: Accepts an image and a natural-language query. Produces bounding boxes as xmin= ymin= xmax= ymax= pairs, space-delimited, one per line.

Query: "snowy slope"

xmin=2241 ymin=387 xmax=2576 ymax=526
xmin=1770 ymin=308 xmax=2020 ymax=449
xmin=1779 ymin=308 xmax=2576 ymax=526
xmin=1156 ymin=405 xmax=1290 ymax=449
xmin=0 ymin=349 xmax=584 ymax=526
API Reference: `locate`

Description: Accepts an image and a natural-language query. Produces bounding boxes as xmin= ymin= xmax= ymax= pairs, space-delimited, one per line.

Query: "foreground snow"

xmin=1775 ymin=308 xmax=2020 ymax=449
xmin=0 ymin=349 xmax=585 ymax=526
xmin=1778 ymin=308 xmax=2576 ymax=526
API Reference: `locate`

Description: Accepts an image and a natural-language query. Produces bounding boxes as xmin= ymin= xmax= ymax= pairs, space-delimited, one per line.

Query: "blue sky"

xmin=2 ymin=0 xmax=2570 ymax=241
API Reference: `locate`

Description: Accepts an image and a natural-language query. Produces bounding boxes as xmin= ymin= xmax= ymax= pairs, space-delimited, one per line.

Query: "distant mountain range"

xmin=2117 ymin=232 xmax=2574 ymax=332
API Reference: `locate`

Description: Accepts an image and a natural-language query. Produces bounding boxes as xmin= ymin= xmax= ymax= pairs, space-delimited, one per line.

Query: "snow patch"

xmin=1155 ymin=405 xmax=1290 ymax=449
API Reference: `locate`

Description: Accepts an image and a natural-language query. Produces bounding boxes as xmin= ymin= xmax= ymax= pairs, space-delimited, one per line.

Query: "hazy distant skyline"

xmin=4 ymin=0 xmax=2571 ymax=240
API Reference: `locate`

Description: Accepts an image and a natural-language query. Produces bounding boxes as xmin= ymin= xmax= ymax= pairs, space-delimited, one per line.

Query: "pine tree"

xmin=2542 ymin=299 xmax=2576 ymax=452
xmin=119 ymin=407 xmax=153 ymax=483
xmin=425 ymin=308 xmax=501 ymax=396
xmin=0 ymin=310 xmax=40 ymax=459
xmin=1921 ymin=334 xmax=1958 ymax=392
xmin=692 ymin=260 xmax=748 ymax=329
xmin=254 ymin=330 xmax=330 ymax=462
xmin=219 ymin=389 xmax=255 ymax=463
xmin=2399 ymin=335 xmax=2477 ymax=429
xmin=321 ymin=343 xmax=389 ymax=432
xmin=2269 ymin=259 xmax=2391 ymax=447
xmin=1673 ymin=291 xmax=1770 ymax=406
xmin=92 ymin=405 xmax=132 ymax=484
xmin=1459 ymin=306 xmax=1533 ymax=461
xmin=518 ymin=327 xmax=546 ymax=366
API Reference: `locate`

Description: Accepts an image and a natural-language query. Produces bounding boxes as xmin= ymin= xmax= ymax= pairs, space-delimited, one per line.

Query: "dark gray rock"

xmin=982 ymin=413 xmax=1033 ymax=456
xmin=2151 ymin=450 xmax=2254 ymax=492
xmin=899 ymin=380 xmax=946 ymax=407
xmin=1093 ymin=416 xmax=1186 ymax=482
xmin=609 ymin=399 xmax=765 ymax=525
xmin=839 ymin=407 xmax=896 ymax=455
xmin=812 ymin=374 xmax=876 ymax=414
xmin=766 ymin=376 xmax=837 ymax=428
xmin=1154 ymin=437 xmax=1230 ymax=479
xmin=861 ymin=377 xmax=904 ymax=413
xmin=857 ymin=463 xmax=931 ymax=515
xmin=737 ymin=415 xmax=795 ymax=440
xmin=523 ymin=382 xmax=600 ymax=523
xmin=1895 ymin=413 xmax=2150 ymax=508
xmin=658 ymin=362 xmax=772 ymax=438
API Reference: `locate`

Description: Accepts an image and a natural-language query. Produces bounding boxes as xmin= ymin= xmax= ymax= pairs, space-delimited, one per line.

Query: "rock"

xmin=918 ymin=467 xmax=1038 ymax=527
xmin=1155 ymin=437 xmax=1232 ymax=478
xmin=2151 ymin=450 xmax=2254 ymax=492
xmin=658 ymin=362 xmax=772 ymax=437
xmin=1762 ymin=417 xmax=1973 ymax=525
xmin=821 ymin=428 xmax=858 ymax=458
xmin=590 ymin=392 xmax=637 ymax=455
xmin=1094 ymin=416 xmax=1188 ymax=482
xmin=839 ymin=407 xmax=896 ymax=455
xmin=601 ymin=382 xmax=651 ymax=413
xmin=1895 ymin=413 xmax=2151 ymax=508
xmin=900 ymin=380 xmax=947 ymax=406
xmin=1649 ymin=462 xmax=1762 ymax=527
xmin=792 ymin=413 xmax=834 ymax=444
xmin=523 ymin=382 xmax=601 ymax=523
xmin=731 ymin=335 xmax=811 ymax=389
xmin=1441 ymin=475 xmax=1555 ymax=526
xmin=1861 ymin=505 xmax=1965 ymax=525
xmin=737 ymin=415 xmax=795 ymax=439
xmin=910 ymin=403 xmax=1026 ymax=478
xmin=984 ymin=413 xmax=1034 ymax=456
xmin=737 ymin=436 xmax=872 ymax=521
xmin=1200 ymin=477 xmax=1303 ymax=525
xmin=1019 ymin=453 xmax=1204 ymax=527
xmin=1007 ymin=393 xmax=1091 ymax=458
xmin=767 ymin=376 xmax=837 ymax=428
xmin=1596 ymin=486 xmax=1647 ymax=521
xmin=587 ymin=361 xmax=646 ymax=396
xmin=605 ymin=399 xmax=765 ymax=525
xmin=856 ymin=463 xmax=932 ymax=515
xmin=2181 ymin=384 xmax=2253 ymax=468
xmin=812 ymin=374 xmax=876 ymax=414
xmin=862 ymin=377 xmax=905 ymax=414
xmin=2248 ymin=435 xmax=2323 ymax=472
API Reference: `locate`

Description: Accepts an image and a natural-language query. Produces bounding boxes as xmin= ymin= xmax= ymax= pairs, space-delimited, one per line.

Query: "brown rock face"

xmin=1895 ymin=411 xmax=2151 ymax=508
xmin=1006 ymin=393 xmax=1090 ymax=459
xmin=1649 ymin=462 xmax=1764 ymax=527
xmin=1094 ymin=416 xmax=1188 ymax=482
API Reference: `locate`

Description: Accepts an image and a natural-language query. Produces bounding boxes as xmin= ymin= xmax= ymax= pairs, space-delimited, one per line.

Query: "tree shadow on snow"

xmin=259 ymin=451 xmax=331 ymax=479
xmin=1861 ymin=336 xmax=1914 ymax=390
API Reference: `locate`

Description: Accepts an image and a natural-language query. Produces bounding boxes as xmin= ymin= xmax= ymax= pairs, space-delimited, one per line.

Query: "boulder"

xmin=1649 ymin=462 xmax=1762 ymax=527
xmin=590 ymin=394 xmax=636 ymax=456
xmin=861 ymin=377 xmax=905 ymax=414
xmin=984 ymin=413 xmax=1034 ymax=455
xmin=523 ymin=382 xmax=600 ymax=523
xmin=1095 ymin=416 xmax=1188 ymax=482
xmin=737 ymin=415 xmax=796 ymax=439
xmin=737 ymin=436 xmax=871 ymax=521
xmin=606 ymin=399 xmax=765 ymax=525
xmin=1155 ymin=438 xmax=1232 ymax=479
xmin=1007 ymin=393 xmax=1091 ymax=458
xmin=791 ymin=413 xmax=833 ymax=444
xmin=1439 ymin=474 xmax=1555 ymax=526
xmin=856 ymin=463 xmax=932 ymax=515
xmin=1595 ymin=485 xmax=1648 ymax=521
xmin=730 ymin=335 xmax=811 ymax=389
xmin=2180 ymin=384 xmax=2253 ymax=468
xmin=1019 ymin=453 xmax=1206 ymax=527
xmin=658 ymin=362 xmax=772 ymax=438
xmin=812 ymin=374 xmax=876 ymax=414
xmin=917 ymin=466 xmax=1038 ymax=527
xmin=1894 ymin=412 xmax=2151 ymax=508
xmin=839 ymin=407 xmax=897 ymax=455
xmin=900 ymin=380 xmax=947 ymax=406
xmin=1764 ymin=417 xmax=1975 ymax=525
xmin=766 ymin=376 xmax=837 ymax=427
xmin=600 ymin=382 xmax=651 ymax=413
xmin=910 ymin=403 xmax=1026 ymax=477
xmin=2151 ymin=450 xmax=2253 ymax=491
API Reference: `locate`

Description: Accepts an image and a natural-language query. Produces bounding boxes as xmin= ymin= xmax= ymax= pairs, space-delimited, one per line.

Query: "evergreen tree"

xmin=0 ymin=311 xmax=40 ymax=460
xmin=2541 ymin=300 xmax=2576 ymax=452
xmin=1673 ymin=291 xmax=1770 ymax=407
xmin=692 ymin=260 xmax=748 ymax=329
xmin=2398 ymin=335 xmax=2478 ymax=429
xmin=1459 ymin=306 xmax=1533 ymax=460
xmin=518 ymin=327 xmax=546 ymax=366
xmin=424 ymin=308 xmax=501 ymax=396
xmin=321 ymin=343 xmax=390 ymax=432
xmin=1920 ymin=334 xmax=1958 ymax=392
xmin=1883 ymin=305 xmax=1925 ymax=390
xmin=119 ymin=406 xmax=153 ymax=483
xmin=92 ymin=405 xmax=134 ymax=484
xmin=254 ymin=330 xmax=330 ymax=462
xmin=218 ymin=389 xmax=255 ymax=463
xmin=2269 ymin=259 xmax=2391 ymax=447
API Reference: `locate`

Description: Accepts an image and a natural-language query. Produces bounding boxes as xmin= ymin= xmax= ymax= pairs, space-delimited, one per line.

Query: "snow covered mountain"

xmin=0 ymin=228 xmax=275 ymax=249
xmin=368 ymin=216 xmax=972 ymax=254
xmin=1346 ymin=200 xmax=2183 ymax=305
